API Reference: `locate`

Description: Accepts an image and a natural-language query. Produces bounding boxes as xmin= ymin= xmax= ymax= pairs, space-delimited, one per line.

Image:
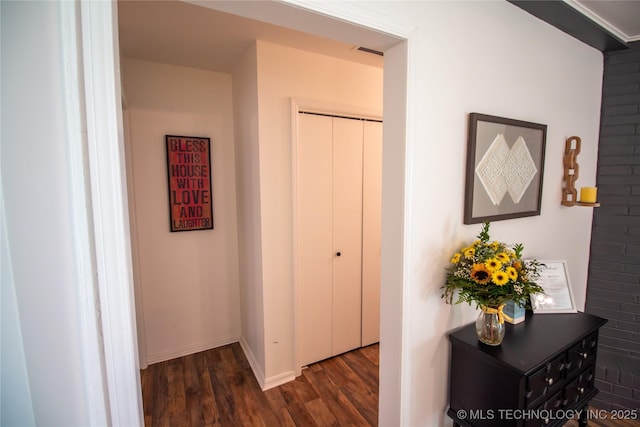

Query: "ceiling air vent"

xmin=355 ymin=46 xmax=384 ymax=57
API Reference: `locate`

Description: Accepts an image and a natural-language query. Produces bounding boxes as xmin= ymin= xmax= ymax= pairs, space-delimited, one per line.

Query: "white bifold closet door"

xmin=298 ymin=112 xmax=381 ymax=367
xmin=361 ymin=119 xmax=382 ymax=347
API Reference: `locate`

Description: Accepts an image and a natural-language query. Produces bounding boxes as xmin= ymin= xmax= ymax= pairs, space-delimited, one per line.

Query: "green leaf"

xmin=477 ymin=221 xmax=491 ymax=243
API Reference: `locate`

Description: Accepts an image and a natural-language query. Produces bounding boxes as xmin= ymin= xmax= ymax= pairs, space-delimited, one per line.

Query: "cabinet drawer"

xmin=524 ymin=390 xmax=562 ymax=427
xmin=563 ymin=366 xmax=595 ymax=407
xmin=566 ymin=332 xmax=598 ymax=376
xmin=526 ymin=354 xmax=565 ymax=407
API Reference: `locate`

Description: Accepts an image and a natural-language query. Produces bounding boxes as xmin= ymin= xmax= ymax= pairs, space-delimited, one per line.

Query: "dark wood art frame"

xmin=464 ymin=113 xmax=547 ymax=224
xmin=165 ymin=135 xmax=214 ymax=232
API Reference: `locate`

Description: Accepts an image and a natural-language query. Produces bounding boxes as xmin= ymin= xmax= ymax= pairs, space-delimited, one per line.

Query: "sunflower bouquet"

xmin=441 ymin=222 xmax=544 ymax=312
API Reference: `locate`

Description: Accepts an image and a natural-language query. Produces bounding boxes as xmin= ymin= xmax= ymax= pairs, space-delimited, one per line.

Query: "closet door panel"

xmin=362 ymin=121 xmax=382 ymax=346
xmin=298 ymin=113 xmax=333 ymax=366
xmin=332 ymin=117 xmax=363 ymax=355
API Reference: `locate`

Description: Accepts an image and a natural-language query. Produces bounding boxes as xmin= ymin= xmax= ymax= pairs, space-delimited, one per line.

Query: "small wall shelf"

xmin=566 ymin=201 xmax=601 ymax=207
xmin=561 ymin=136 xmax=600 ymax=207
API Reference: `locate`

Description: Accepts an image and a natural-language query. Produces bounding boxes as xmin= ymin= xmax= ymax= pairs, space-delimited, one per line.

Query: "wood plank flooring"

xmin=141 ymin=343 xmax=379 ymax=426
xmin=142 ymin=343 xmax=639 ymax=427
xmin=564 ymin=408 xmax=640 ymax=427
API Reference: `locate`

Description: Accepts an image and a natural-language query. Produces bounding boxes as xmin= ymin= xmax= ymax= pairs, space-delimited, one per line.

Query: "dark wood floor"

xmin=141 ymin=343 xmax=639 ymax=427
xmin=141 ymin=342 xmax=379 ymax=426
xmin=565 ymin=410 xmax=640 ymax=427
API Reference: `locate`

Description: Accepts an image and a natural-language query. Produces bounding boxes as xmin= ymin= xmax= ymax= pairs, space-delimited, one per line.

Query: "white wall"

xmin=1 ymin=182 xmax=36 ymax=426
xmin=224 ymin=1 xmax=602 ymax=424
xmin=0 ymin=1 xmax=94 ymax=424
xmin=254 ymin=41 xmax=384 ymax=381
xmin=354 ymin=1 xmax=603 ymax=425
xmin=232 ymin=44 xmax=268 ymax=384
xmin=122 ymin=59 xmax=241 ymax=364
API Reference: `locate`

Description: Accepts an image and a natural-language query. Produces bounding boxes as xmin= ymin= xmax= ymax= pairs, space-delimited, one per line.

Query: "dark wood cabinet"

xmin=447 ymin=312 xmax=607 ymax=427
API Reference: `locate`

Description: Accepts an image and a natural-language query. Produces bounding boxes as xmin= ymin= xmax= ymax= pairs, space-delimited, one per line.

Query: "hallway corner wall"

xmin=121 ymin=58 xmax=241 ymax=364
xmin=255 ymin=40 xmax=383 ymax=380
xmin=231 ymin=43 xmax=268 ymax=387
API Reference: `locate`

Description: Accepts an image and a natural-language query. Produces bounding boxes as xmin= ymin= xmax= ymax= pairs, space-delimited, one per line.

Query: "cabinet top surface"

xmin=448 ymin=312 xmax=607 ymax=374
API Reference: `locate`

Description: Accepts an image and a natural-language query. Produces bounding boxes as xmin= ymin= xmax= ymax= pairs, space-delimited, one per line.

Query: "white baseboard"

xmin=146 ymin=336 xmax=296 ymax=391
xmin=146 ymin=334 xmax=240 ymax=365
xmin=238 ymin=337 xmax=296 ymax=391
xmin=263 ymin=370 xmax=296 ymax=391
xmin=239 ymin=337 xmax=266 ymax=388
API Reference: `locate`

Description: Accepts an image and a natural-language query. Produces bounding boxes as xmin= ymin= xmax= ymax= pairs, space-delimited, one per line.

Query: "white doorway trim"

xmin=77 ymin=1 xmax=143 ymax=425
xmin=59 ymin=2 xmax=110 ymax=424
xmin=75 ymin=0 xmax=413 ymax=425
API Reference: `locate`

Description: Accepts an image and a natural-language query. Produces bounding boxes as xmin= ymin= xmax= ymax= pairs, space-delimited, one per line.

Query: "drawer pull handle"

xmin=579 ymin=352 xmax=588 ymax=359
xmin=578 ymin=387 xmax=585 ymax=394
xmin=545 ymin=377 xmax=554 ymax=386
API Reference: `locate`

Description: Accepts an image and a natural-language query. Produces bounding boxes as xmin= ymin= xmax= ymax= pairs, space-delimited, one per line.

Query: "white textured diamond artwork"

xmin=475 ymin=134 xmax=538 ymax=205
xmin=505 ymin=137 xmax=537 ymax=203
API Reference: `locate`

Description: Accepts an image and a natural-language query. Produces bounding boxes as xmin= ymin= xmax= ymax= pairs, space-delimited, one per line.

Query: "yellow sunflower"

xmin=492 ymin=271 xmax=509 ymax=286
xmin=485 ymin=258 xmax=503 ymax=272
xmin=451 ymin=253 xmax=461 ymax=264
xmin=496 ymin=252 xmax=510 ymax=263
xmin=463 ymin=247 xmax=476 ymax=259
xmin=470 ymin=263 xmax=491 ymax=284
xmin=506 ymin=266 xmax=518 ymax=280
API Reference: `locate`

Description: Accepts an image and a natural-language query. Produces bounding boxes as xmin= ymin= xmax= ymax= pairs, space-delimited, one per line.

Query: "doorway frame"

xmin=75 ymin=1 xmax=143 ymax=425
xmin=75 ymin=1 xmax=413 ymax=425
xmin=291 ymin=98 xmax=383 ymax=376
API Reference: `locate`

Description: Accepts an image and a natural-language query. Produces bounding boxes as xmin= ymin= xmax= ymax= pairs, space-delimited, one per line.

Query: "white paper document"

xmin=531 ymin=260 xmax=577 ymax=313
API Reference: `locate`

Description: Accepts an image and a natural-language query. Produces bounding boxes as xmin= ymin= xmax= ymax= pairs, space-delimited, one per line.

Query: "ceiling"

xmin=117 ymin=1 xmax=640 ymax=75
xmin=573 ymin=0 xmax=640 ymax=42
xmin=509 ymin=0 xmax=640 ymax=52
xmin=117 ymin=0 xmax=386 ymax=73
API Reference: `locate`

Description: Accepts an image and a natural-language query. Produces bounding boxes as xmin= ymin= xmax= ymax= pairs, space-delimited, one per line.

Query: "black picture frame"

xmin=464 ymin=113 xmax=547 ymax=224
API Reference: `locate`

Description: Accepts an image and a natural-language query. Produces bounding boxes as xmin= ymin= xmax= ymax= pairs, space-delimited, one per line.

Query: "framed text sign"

xmin=165 ymin=135 xmax=214 ymax=232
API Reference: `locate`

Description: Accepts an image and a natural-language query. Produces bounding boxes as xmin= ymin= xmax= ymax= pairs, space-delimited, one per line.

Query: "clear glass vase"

xmin=475 ymin=309 xmax=505 ymax=346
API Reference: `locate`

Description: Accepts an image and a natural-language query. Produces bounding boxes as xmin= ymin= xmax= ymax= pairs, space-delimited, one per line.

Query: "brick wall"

xmin=585 ymin=41 xmax=640 ymax=411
